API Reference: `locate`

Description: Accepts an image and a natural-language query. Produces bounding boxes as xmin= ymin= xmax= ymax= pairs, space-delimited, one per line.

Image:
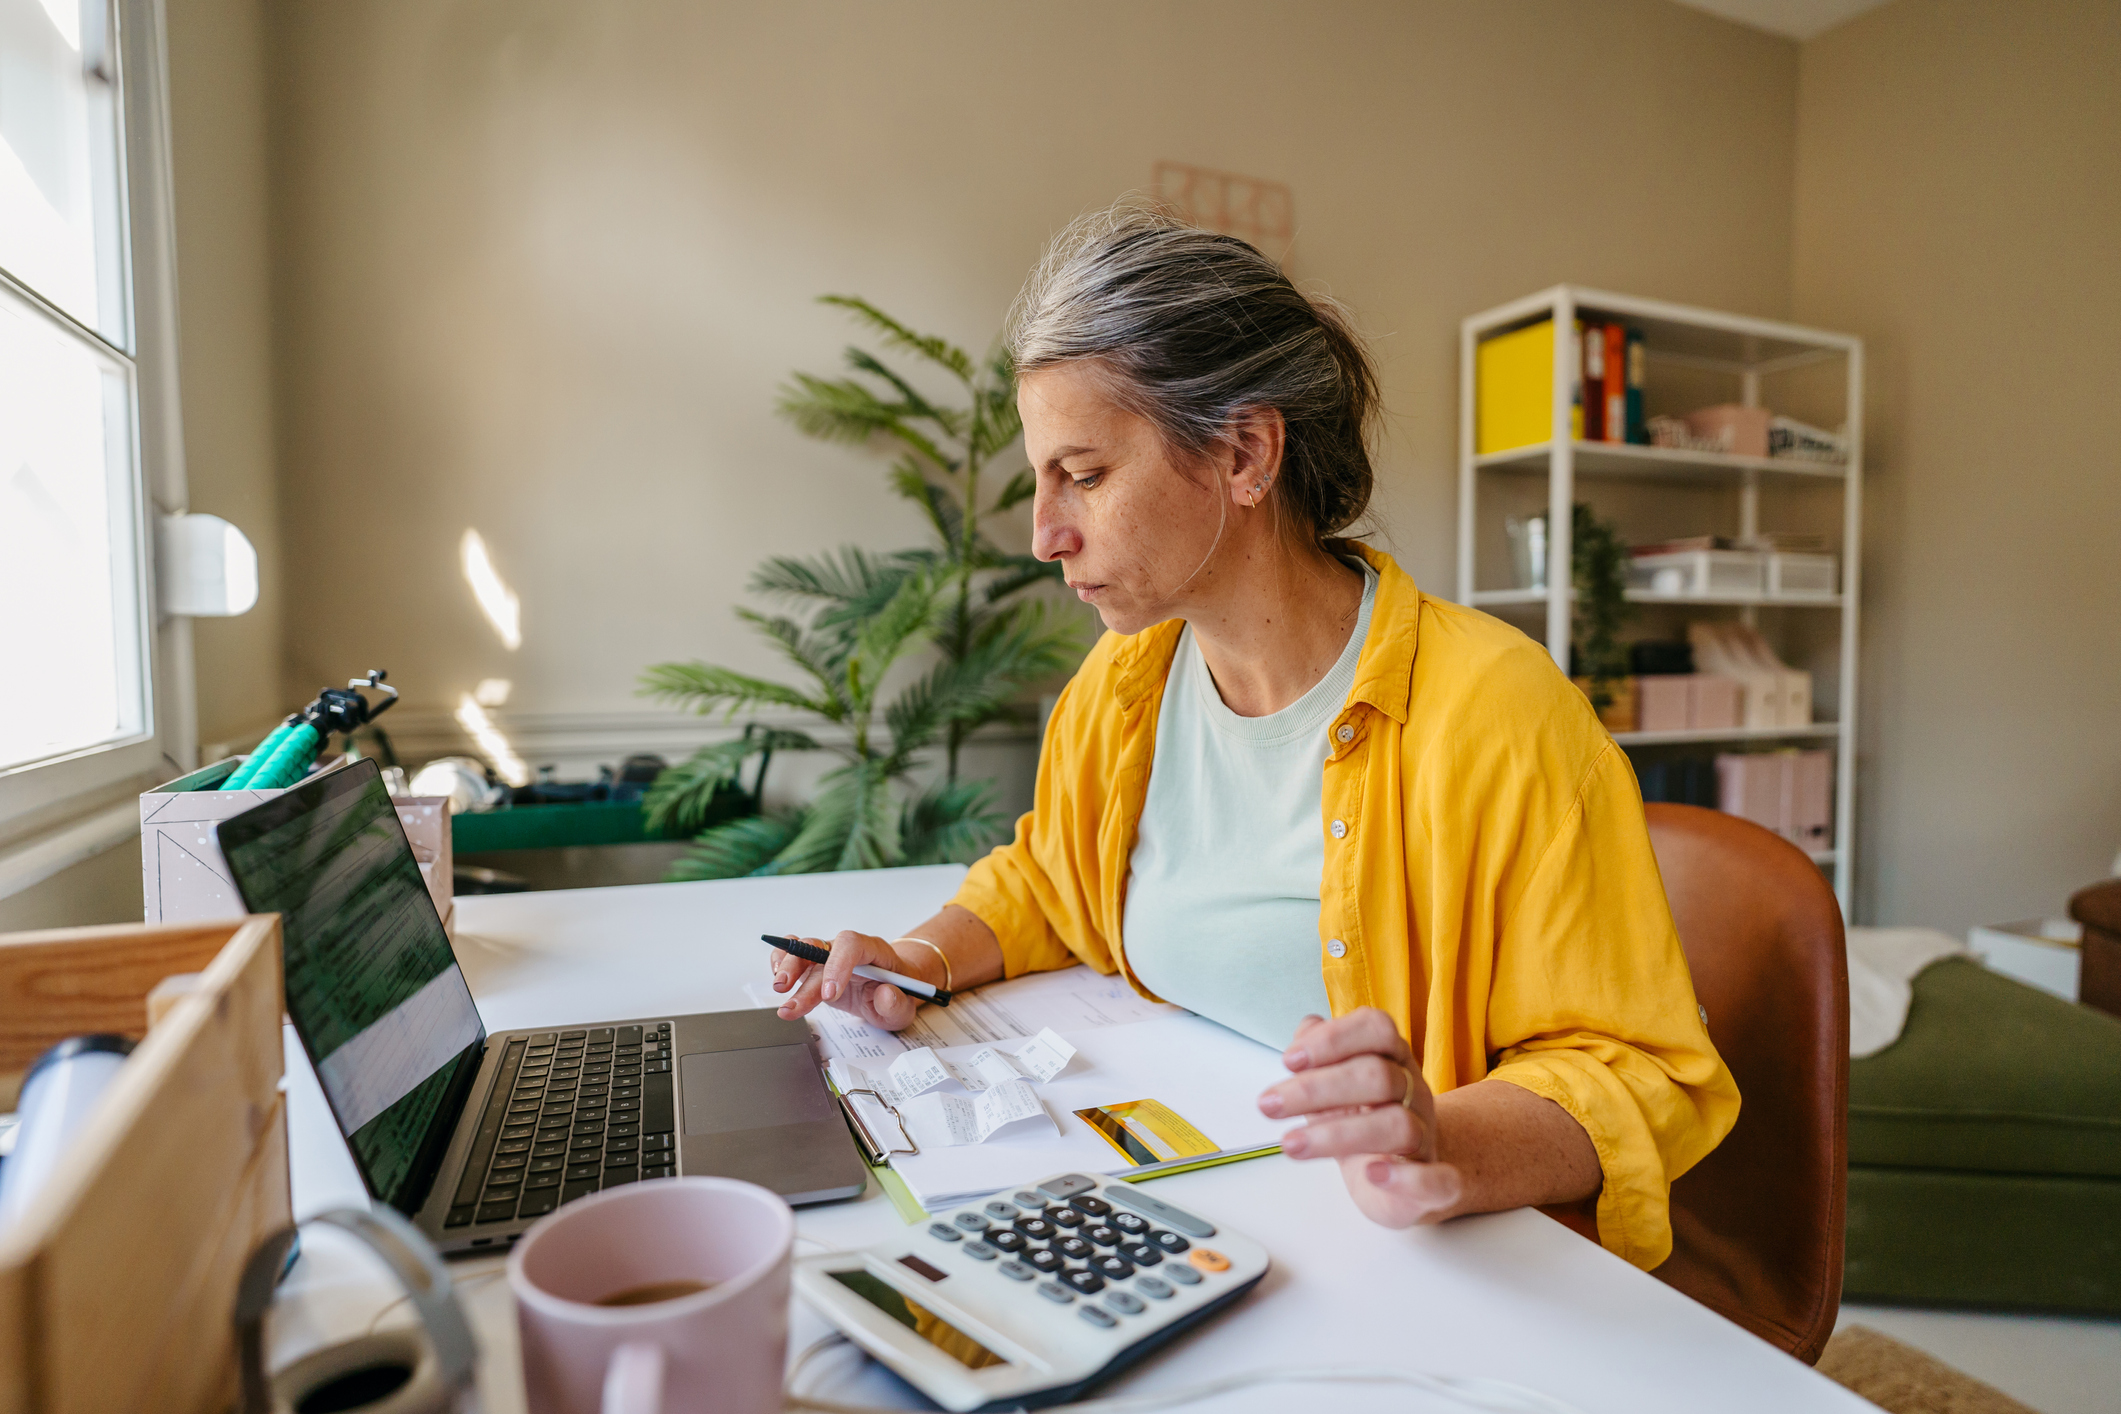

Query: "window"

xmin=0 ymin=0 xmax=184 ymax=849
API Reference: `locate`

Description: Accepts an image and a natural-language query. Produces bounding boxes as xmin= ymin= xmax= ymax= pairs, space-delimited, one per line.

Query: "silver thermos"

xmin=0 ymin=1034 xmax=135 ymax=1230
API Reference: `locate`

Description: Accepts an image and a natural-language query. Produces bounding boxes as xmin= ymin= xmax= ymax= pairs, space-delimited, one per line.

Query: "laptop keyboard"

xmin=444 ymin=1021 xmax=677 ymax=1228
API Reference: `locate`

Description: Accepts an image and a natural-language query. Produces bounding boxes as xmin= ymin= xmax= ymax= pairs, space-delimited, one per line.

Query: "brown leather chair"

xmin=2068 ymin=876 xmax=2121 ymax=1017
xmin=1543 ymin=804 xmax=1849 ymax=1363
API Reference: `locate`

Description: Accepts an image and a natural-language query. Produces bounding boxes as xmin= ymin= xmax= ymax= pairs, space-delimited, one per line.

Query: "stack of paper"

xmin=754 ymin=964 xmax=1297 ymax=1212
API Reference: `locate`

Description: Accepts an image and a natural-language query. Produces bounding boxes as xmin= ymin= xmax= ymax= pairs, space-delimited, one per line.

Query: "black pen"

xmin=762 ymin=934 xmax=953 ymax=1007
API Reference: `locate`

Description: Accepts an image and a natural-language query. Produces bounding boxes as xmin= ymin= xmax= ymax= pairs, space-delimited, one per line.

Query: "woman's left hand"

xmin=1257 ymin=1008 xmax=1466 ymax=1227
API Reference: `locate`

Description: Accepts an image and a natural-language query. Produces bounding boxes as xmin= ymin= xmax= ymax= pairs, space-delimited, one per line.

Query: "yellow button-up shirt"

xmin=953 ymin=542 xmax=1740 ymax=1269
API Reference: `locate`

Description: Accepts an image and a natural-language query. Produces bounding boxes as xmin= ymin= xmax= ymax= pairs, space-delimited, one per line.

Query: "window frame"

xmin=0 ymin=0 xmax=194 ymax=875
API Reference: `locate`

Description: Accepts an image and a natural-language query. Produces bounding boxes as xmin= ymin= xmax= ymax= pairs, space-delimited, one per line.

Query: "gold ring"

xmin=1400 ymin=1064 xmax=1419 ymax=1109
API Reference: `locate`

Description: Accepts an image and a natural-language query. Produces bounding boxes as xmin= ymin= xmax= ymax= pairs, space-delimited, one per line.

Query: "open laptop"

xmin=217 ymin=757 xmax=867 ymax=1254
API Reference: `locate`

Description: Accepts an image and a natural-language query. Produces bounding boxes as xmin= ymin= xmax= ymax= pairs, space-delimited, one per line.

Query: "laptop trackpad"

xmin=679 ymin=1046 xmax=837 ymax=1134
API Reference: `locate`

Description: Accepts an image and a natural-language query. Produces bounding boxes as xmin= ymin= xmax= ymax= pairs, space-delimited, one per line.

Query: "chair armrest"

xmin=2070 ymin=877 xmax=2121 ymax=938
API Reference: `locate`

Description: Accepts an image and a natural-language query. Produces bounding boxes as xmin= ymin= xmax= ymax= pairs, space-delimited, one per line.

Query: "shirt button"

xmin=1329 ymin=819 xmax=1348 ymax=840
xmin=1336 ymin=724 xmax=1354 ymax=744
xmin=1326 ymin=938 xmax=1347 ymax=959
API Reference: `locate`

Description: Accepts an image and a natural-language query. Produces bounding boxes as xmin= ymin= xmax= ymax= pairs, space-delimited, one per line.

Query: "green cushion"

xmin=1845 ymin=1165 xmax=2121 ymax=1315
xmin=1847 ymin=958 xmax=2121 ymax=1179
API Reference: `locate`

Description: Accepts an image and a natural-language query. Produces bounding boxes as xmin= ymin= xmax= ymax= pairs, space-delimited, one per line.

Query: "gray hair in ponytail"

xmin=1006 ymin=203 xmax=1379 ymax=545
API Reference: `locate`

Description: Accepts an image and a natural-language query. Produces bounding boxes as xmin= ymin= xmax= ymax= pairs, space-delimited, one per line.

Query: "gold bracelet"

xmin=892 ymin=936 xmax=952 ymax=991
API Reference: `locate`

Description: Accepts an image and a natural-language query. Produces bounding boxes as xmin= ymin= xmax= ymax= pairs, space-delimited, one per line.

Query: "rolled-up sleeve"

xmin=1484 ymin=745 xmax=1741 ymax=1270
xmin=952 ymin=674 xmax=1117 ymax=979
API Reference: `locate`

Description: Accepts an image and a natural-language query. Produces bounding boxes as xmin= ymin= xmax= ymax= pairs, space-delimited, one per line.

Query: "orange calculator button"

xmin=1188 ymin=1247 xmax=1231 ymax=1273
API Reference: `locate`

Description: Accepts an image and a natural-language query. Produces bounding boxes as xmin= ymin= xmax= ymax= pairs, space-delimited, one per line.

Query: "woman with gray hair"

xmin=772 ymin=206 xmax=1737 ymax=1271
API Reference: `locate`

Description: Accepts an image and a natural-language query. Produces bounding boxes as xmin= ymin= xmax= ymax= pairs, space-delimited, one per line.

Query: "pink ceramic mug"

xmin=507 ymin=1177 xmax=794 ymax=1414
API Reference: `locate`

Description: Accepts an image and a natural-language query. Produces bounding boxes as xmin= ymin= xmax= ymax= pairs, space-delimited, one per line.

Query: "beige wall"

xmin=1793 ymin=0 xmax=2121 ymax=932
xmin=170 ymin=0 xmax=283 ymax=748
xmin=262 ymin=0 xmax=1798 ymax=797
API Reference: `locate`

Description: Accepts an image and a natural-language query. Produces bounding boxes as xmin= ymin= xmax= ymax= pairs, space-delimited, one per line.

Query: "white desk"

xmin=276 ymin=866 xmax=1869 ymax=1412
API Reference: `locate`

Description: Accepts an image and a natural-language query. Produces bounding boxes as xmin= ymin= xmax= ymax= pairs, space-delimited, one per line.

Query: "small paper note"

xmin=945 ymin=1029 xmax=1079 ymax=1091
xmin=902 ymin=1078 xmax=1052 ymax=1148
xmin=828 ymin=1028 xmax=1077 ymax=1107
xmin=829 ymin=1047 xmax=953 ymax=1107
xmin=826 ymin=1028 xmax=1077 ymax=1150
xmin=1011 ymin=1028 xmax=1078 ymax=1081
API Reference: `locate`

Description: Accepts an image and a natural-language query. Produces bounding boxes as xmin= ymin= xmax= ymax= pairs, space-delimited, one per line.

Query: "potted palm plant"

xmin=639 ymin=300 xmax=1084 ymax=877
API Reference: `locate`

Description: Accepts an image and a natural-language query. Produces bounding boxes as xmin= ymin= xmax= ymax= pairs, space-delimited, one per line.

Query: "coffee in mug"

xmin=508 ymin=1177 xmax=794 ymax=1414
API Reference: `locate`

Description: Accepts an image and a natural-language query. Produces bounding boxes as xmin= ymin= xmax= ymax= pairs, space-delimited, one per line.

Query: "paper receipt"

xmin=829 ymin=1028 xmax=1076 ymax=1107
xmin=828 ymin=1028 xmax=1076 ymax=1149
xmin=904 ymin=1079 xmax=1050 ymax=1148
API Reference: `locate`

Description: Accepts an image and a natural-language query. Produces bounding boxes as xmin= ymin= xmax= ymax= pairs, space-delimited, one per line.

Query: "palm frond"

xmin=835 ymin=760 xmax=903 ymax=871
xmin=776 ymin=372 xmax=901 ymax=444
xmin=734 ymin=609 xmax=850 ymax=712
xmin=761 ymin=763 xmax=902 ymax=875
xmin=637 ymin=662 xmax=826 ymax=717
xmin=749 ymin=547 xmax=916 ymax=644
xmin=848 ymin=569 xmax=943 ymax=711
xmin=844 ymin=348 xmax=966 ymax=441
xmin=884 ymin=599 xmax=1082 ymax=770
xmin=900 ymin=778 xmax=1010 ymax=866
xmin=970 ymin=384 xmax=1023 ymax=462
xmin=819 ymin=295 xmax=975 ymax=385
xmin=990 ymin=468 xmax=1035 ymax=513
xmin=765 ymin=792 xmax=853 ymax=875
xmin=982 ymin=553 xmax=1066 ymax=602
xmin=666 ymin=811 xmax=804 ymax=881
xmin=749 ymin=546 xmax=893 ymax=604
xmin=888 ymin=459 xmax=965 ymax=549
xmin=642 ymin=737 xmax=758 ymax=838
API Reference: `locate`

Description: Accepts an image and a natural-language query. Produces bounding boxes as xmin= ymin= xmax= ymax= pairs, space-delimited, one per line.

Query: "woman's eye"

xmin=1071 ymin=473 xmax=1102 ymax=490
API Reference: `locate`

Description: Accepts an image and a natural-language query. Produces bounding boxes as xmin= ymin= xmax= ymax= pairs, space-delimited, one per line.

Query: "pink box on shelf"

xmin=1634 ymin=674 xmax=1744 ymax=733
xmin=1694 ymin=675 xmax=1742 ymax=730
xmin=1715 ymin=750 xmax=1832 ymax=851
xmin=1684 ymin=404 xmax=1772 ymax=458
xmin=1636 ymin=677 xmax=1691 ymax=733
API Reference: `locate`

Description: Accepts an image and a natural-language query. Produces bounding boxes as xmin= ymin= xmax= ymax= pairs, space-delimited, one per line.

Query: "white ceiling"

xmin=1668 ymin=0 xmax=1897 ymax=41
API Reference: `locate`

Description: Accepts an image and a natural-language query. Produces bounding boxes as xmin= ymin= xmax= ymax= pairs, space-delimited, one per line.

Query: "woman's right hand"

xmin=770 ymin=930 xmax=932 ymax=1032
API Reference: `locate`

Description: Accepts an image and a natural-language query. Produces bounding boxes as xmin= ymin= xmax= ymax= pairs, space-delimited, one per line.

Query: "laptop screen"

xmin=219 ymin=758 xmax=485 ymax=1211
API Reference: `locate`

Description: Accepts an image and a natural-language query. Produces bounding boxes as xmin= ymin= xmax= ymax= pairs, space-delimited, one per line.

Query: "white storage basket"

xmin=1628 ymin=549 xmax=1766 ymax=599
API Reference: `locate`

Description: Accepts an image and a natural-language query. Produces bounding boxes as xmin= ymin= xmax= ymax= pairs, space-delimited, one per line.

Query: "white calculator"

xmin=794 ymin=1171 xmax=1269 ymax=1411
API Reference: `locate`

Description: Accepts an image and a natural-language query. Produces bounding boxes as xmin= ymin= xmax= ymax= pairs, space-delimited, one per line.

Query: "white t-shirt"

xmin=1121 ymin=566 xmax=1378 ymax=1048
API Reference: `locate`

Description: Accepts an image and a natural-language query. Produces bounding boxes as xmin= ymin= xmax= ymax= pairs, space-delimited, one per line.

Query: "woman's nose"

xmin=1032 ymin=489 xmax=1081 ymax=562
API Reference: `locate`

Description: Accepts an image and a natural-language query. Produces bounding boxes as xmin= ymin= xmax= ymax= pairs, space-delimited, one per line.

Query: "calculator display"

xmin=828 ymin=1269 xmax=1008 ymax=1370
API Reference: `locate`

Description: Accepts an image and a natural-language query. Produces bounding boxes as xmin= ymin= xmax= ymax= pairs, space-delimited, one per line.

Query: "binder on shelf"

xmin=1625 ymin=328 xmax=1647 ymax=443
xmin=1475 ymin=318 xmax=1581 ymax=454
xmin=1602 ymin=323 xmax=1626 ymax=445
xmin=1580 ymin=322 xmax=1605 ymax=442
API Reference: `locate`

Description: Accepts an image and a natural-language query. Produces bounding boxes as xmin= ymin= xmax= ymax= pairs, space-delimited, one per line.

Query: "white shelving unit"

xmin=1457 ymin=286 xmax=1862 ymax=914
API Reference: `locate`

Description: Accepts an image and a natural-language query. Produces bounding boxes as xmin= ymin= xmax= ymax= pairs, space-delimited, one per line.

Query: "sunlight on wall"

xmin=459 ymin=528 xmax=521 ymax=650
xmin=453 ymin=692 xmax=528 ymax=787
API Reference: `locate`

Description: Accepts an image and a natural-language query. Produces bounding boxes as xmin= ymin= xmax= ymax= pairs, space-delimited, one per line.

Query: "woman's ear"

xmin=1223 ymin=405 xmax=1288 ymax=508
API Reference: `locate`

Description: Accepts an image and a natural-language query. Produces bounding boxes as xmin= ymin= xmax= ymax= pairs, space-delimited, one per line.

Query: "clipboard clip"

xmin=839 ymin=1087 xmax=920 ymax=1161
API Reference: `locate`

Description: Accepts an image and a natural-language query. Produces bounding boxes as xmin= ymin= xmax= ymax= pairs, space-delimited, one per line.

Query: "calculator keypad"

xmin=925 ymin=1179 xmax=1235 ymax=1349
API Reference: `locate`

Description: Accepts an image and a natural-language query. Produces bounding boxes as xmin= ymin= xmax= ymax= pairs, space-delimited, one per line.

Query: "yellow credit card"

xmin=1074 ymin=1099 xmax=1219 ymax=1166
